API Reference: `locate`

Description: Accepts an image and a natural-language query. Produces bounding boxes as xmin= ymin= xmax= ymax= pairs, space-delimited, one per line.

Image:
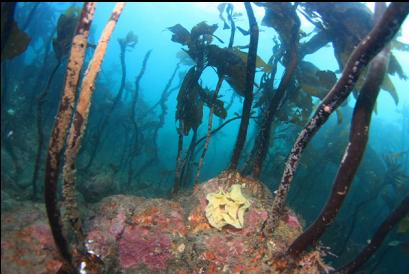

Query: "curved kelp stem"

xmin=196 ymin=115 xmax=252 ymax=147
xmin=131 ymin=62 xmax=180 ymax=179
xmin=44 ymin=2 xmax=96 ymax=270
xmin=267 ymin=3 xmax=409 ymax=234
xmin=62 ymin=2 xmax=125 ymax=248
xmin=31 ymin=60 xmax=62 ymax=200
xmin=83 ymin=32 xmax=137 ymax=171
xmin=337 ymin=195 xmax=409 ymax=274
xmin=226 ymin=3 xmax=236 ymax=49
xmin=152 ymin=63 xmax=180 ymax=159
xmin=288 ymin=23 xmax=391 ymax=258
xmin=28 ymin=27 xmax=57 ymax=113
xmin=195 ymin=75 xmax=225 ymax=184
xmin=229 ymin=2 xmax=258 ymax=170
xmin=124 ymin=49 xmax=152 ymax=188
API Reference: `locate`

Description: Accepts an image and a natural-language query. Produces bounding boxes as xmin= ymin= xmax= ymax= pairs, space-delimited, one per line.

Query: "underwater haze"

xmin=1 ymin=2 xmax=409 ymax=273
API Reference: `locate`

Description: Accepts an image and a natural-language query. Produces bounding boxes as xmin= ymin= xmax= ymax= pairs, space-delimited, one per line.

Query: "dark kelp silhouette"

xmin=1 ymin=3 xmax=31 ymax=60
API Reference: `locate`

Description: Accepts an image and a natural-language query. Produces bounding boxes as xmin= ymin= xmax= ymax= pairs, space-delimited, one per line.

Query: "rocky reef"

xmin=1 ymin=172 xmax=334 ymax=273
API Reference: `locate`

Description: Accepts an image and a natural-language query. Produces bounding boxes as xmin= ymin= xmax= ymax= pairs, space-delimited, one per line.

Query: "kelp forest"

xmin=1 ymin=2 xmax=409 ymax=273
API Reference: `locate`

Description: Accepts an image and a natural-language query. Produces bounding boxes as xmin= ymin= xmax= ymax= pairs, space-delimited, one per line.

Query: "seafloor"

xmin=1 ymin=171 xmax=331 ymax=273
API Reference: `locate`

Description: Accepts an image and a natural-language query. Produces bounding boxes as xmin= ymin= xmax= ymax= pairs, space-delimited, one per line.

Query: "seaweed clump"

xmin=1 ymin=3 xmax=31 ymax=60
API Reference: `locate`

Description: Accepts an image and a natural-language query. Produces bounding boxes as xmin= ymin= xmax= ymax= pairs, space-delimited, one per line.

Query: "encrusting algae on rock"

xmin=1 ymin=171 xmax=336 ymax=273
xmin=205 ymin=184 xmax=251 ymax=230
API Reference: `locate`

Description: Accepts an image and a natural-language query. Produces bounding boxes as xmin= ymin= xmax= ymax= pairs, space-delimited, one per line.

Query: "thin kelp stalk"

xmin=195 ymin=75 xmax=225 ymax=184
xmin=251 ymin=13 xmax=300 ymax=178
xmin=152 ymin=62 xmax=180 ymax=161
xmin=337 ymin=195 xmax=409 ymax=274
xmin=226 ymin=4 xmax=236 ymax=49
xmin=173 ymin=134 xmax=184 ymax=195
xmin=125 ymin=49 xmax=152 ymax=188
xmin=288 ymin=2 xmax=392 ymax=257
xmin=83 ymin=32 xmax=133 ymax=171
xmin=267 ymin=3 xmax=409 ymax=233
xmin=31 ymin=60 xmax=62 ymax=200
xmin=180 ymin=130 xmax=198 ymax=189
xmin=140 ymin=62 xmax=181 ymax=117
xmin=44 ymin=2 xmax=96 ymax=268
xmin=62 ymin=3 xmax=125 ymax=245
xmin=229 ymin=2 xmax=258 ymax=170
xmin=28 ymin=28 xmax=57 ymax=113
xmin=335 ymin=187 xmax=385 ymax=256
xmin=196 ymin=115 xmax=255 ymax=147
xmin=132 ymin=63 xmax=180 ymax=178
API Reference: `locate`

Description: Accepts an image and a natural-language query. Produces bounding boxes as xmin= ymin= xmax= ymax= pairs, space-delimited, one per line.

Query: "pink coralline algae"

xmin=119 ymin=225 xmax=172 ymax=271
xmin=1 ymin=203 xmax=63 ymax=274
xmin=204 ymin=234 xmax=247 ymax=264
xmin=286 ymin=213 xmax=302 ymax=229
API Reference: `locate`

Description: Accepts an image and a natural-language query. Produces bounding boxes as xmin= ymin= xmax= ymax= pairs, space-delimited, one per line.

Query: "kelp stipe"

xmin=62 ymin=0 xmax=125 ymax=255
xmin=44 ymin=2 xmax=96 ymax=271
xmin=268 ymin=2 xmax=409 ymax=235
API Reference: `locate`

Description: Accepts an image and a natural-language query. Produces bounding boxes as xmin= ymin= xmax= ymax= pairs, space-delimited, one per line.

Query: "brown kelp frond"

xmin=168 ymin=24 xmax=191 ymax=45
xmin=190 ymin=21 xmax=218 ymax=44
xmin=168 ymin=20 xmax=265 ymax=98
xmin=299 ymin=2 xmax=407 ymax=104
xmin=53 ymin=6 xmax=81 ymax=61
xmin=256 ymin=2 xmax=302 ymax=47
xmin=268 ymin=2 xmax=408 ymax=236
xmin=118 ymin=30 xmax=138 ymax=48
xmin=1 ymin=3 xmax=31 ymax=60
xmin=44 ymin=2 xmax=96 ymax=269
xmin=297 ymin=61 xmax=338 ymax=100
xmin=383 ymin=151 xmax=409 ymax=188
xmin=198 ymin=87 xmax=227 ymax=119
xmin=176 ymin=66 xmax=204 ymax=136
xmin=232 ymin=47 xmax=272 ymax=73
